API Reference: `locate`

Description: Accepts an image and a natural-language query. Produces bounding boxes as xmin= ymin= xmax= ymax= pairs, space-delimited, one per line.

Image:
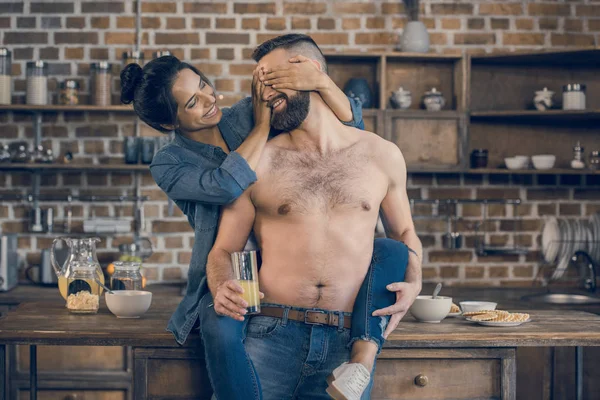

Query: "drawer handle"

xmin=414 ymin=374 xmax=429 ymax=387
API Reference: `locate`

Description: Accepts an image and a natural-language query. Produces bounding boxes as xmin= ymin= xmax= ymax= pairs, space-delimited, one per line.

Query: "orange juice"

xmin=237 ymin=279 xmax=260 ymax=314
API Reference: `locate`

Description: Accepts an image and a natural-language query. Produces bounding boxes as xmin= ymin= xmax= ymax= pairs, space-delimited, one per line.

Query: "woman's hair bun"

xmin=120 ymin=63 xmax=143 ymax=104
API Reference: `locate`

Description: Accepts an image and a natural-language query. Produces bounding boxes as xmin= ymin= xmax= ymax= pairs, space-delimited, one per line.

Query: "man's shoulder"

xmin=356 ymin=129 xmax=401 ymax=157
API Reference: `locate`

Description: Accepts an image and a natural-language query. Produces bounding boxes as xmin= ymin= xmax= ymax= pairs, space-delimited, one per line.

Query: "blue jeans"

xmin=245 ymin=305 xmax=352 ymax=400
xmin=198 ymin=238 xmax=409 ymax=400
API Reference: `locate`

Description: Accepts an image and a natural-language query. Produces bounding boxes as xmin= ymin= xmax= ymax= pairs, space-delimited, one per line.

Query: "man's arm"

xmin=206 ymin=188 xmax=258 ymax=321
xmin=374 ymin=142 xmax=423 ymax=338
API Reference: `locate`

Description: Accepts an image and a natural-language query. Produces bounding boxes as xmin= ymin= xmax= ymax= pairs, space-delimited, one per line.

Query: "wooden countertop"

xmin=1 ymin=285 xmax=600 ymax=348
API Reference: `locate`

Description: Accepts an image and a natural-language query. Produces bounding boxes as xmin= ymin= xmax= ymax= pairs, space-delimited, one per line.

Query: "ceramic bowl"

xmin=505 ymin=157 xmax=523 ymax=170
xmin=410 ymin=295 xmax=452 ymax=323
xmin=459 ymin=301 xmax=497 ymax=313
xmin=105 ymin=290 xmax=152 ymax=318
xmin=532 ymin=155 xmax=556 ymax=170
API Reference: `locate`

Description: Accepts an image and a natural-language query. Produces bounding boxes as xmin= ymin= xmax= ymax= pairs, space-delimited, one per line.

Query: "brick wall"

xmin=0 ymin=0 xmax=599 ymax=285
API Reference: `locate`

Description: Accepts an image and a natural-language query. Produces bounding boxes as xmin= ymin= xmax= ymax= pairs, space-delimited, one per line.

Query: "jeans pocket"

xmin=246 ymin=316 xmax=282 ymax=339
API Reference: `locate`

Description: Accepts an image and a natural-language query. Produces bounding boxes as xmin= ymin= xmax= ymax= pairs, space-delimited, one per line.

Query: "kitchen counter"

xmin=1 ymin=284 xmax=600 ymax=347
xmin=2 ymin=284 xmax=600 ymax=400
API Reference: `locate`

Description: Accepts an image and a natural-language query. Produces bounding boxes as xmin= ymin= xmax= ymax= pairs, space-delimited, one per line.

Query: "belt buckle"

xmin=304 ymin=309 xmax=327 ymax=326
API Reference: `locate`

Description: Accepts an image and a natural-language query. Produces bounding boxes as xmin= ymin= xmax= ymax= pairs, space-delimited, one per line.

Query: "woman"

xmin=121 ymin=55 xmax=411 ymax=400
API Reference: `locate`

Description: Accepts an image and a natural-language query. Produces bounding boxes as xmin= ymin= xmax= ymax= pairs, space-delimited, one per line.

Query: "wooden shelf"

xmin=470 ymin=109 xmax=600 ymax=122
xmin=324 ymin=51 xmax=462 ymax=61
xmin=466 ymin=168 xmax=600 ymax=175
xmin=386 ymin=110 xmax=462 ymax=119
xmin=471 ymin=48 xmax=600 ymax=66
xmin=0 ymin=163 xmax=148 ymax=172
xmin=0 ymin=104 xmax=134 ymax=112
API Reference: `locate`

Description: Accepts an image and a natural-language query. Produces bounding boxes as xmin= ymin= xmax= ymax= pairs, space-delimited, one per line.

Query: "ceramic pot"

xmin=343 ymin=78 xmax=373 ymax=109
xmin=390 ymin=88 xmax=412 ymax=109
xmin=422 ymin=88 xmax=446 ymax=111
xmin=534 ymin=87 xmax=554 ymax=111
xmin=400 ymin=21 xmax=430 ymax=53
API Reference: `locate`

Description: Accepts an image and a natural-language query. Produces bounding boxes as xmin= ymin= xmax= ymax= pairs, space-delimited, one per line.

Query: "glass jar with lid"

xmin=153 ymin=50 xmax=171 ymax=59
xmin=91 ymin=62 xmax=112 ymax=106
xmin=0 ymin=48 xmax=12 ymax=105
xmin=590 ymin=151 xmax=600 ymax=171
xmin=123 ymin=50 xmax=144 ymax=67
xmin=563 ymin=84 xmax=586 ymax=110
xmin=26 ymin=61 xmax=48 ymax=105
xmin=66 ymin=262 xmax=101 ymax=314
xmin=59 ymin=79 xmax=79 ymax=105
xmin=110 ymin=261 xmax=143 ymax=291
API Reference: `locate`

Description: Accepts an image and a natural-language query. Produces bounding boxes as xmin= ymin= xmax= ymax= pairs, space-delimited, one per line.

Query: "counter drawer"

xmin=17 ymin=346 xmax=129 ymax=374
xmin=18 ymin=389 xmax=126 ymax=400
xmin=372 ymin=348 xmax=515 ymax=400
xmin=134 ymin=348 xmax=212 ymax=400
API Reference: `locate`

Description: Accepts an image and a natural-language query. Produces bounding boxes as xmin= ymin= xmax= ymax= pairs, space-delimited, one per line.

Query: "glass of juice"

xmin=231 ymin=250 xmax=260 ymax=315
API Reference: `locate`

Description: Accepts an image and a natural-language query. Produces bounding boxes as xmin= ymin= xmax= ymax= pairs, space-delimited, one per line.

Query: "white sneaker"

xmin=326 ymin=363 xmax=371 ymax=400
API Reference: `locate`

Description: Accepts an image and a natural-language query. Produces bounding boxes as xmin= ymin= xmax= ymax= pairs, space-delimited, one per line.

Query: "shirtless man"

xmin=206 ymin=34 xmax=422 ymax=399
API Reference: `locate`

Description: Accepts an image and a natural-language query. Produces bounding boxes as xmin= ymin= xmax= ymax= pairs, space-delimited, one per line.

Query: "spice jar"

xmin=470 ymin=149 xmax=488 ymax=169
xmin=153 ymin=50 xmax=171 ymax=59
xmin=26 ymin=61 xmax=48 ymax=105
xmin=571 ymin=141 xmax=585 ymax=169
xmin=123 ymin=50 xmax=144 ymax=67
xmin=66 ymin=263 xmax=100 ymax=314
xmin=110 ymin=261 xmax=143 ymax=291
xmin=0 ymin=48 xmax=12 ymax=105
xmin=563 ymin=84 xmax=586 ymax=110
xmin=91 ymin=62 xmax=112 ymax=106
xmin=590 ymin=151 xmax=600 ymax=171
xmin=59 ymin=79 xmax=79 ymax=105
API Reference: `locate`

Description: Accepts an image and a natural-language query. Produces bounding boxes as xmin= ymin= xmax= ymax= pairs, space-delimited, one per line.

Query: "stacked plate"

xmin=542 ymin=214 xmax=600 ymax=280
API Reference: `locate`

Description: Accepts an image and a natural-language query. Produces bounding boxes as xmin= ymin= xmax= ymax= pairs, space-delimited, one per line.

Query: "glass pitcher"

xmin=51 ymin=237 xmax=105 ymax=300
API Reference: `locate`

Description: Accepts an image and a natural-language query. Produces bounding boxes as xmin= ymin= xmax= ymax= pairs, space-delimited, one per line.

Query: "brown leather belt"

xmin=259 ymin=306 xmax=352 ymax=329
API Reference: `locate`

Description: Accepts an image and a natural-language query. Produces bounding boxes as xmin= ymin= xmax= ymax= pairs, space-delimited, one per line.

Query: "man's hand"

xmin=261 ymin=55 xmax=328 ymax=92
xmin=252 ymin=65 xmax=271 ymax=128
xmin=213 ymin=279 xmax=264 ymax=322
xmin=372 ymin=280 xmax=421 ymax=339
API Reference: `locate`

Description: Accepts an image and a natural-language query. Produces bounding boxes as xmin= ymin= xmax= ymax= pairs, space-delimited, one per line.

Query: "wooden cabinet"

xmin=7 ymin=345 xmax=132 ymax=400
xmin=133 ymin=348 xmax=212 ymax=400
xmin=130 ymin=347 xmax=514 ymax=400
xmin=372 ymin=348 xmax=514 ymax=400
xmin=17 ymin=390 xmax=126 ymax=400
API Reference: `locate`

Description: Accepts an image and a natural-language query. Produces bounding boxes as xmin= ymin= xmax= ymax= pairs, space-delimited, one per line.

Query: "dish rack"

xmin=540 ymin=215 xmax=600 ymax=287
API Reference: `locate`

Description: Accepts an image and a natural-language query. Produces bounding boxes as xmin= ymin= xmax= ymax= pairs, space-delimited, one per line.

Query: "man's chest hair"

xmin=256 ymin=146 xmax=377 ymax=213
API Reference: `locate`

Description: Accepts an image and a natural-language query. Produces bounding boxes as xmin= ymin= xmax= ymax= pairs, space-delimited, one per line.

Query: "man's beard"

xmin=270 ymin=92 xmax=310 ymax=132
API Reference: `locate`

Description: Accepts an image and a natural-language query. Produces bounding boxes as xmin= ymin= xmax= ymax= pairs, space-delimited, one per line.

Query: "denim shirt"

xmin=150 ymin=96 xmax=364 ymax=345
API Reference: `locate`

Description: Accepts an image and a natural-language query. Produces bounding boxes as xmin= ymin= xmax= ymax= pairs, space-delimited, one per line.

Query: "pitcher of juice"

xmin=51 ymin=237 xmax=105 ymax=300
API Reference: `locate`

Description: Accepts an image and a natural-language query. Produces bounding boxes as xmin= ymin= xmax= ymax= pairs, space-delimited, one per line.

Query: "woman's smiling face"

xmin=170 ymin=68 xmax=223 ymax=132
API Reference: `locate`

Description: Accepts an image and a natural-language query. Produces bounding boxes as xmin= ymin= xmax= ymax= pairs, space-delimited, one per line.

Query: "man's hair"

xmin=251 ymin=34 xmax=328 ymax=73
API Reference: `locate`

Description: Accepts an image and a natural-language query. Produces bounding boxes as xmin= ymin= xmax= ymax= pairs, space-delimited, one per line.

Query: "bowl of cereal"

xmin=409 ymin=295 xmax=452 ymax=323
xmin=105 ymin=290 xmax=152 ymax=318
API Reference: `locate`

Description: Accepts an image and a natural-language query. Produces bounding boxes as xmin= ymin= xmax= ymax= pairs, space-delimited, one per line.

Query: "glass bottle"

xmin=0 ymin=48 xmax=12 ymax=105
xmin=0 ymin=145 xmax=10 ymax=163
xmin=59 ymin=79 xmax=79 ymax=105
xmin=110 ymin=261 xmax=142 ymax=291
xmin=91 ymin=62 xmax=112 ymax=106
xmin=590 ymin=151 xmax=600 ymax=171
xmin=66 ymin=262 xmax=101 ymax=314
xmin=26 ymin=61 xmax=48 ymax=105
xmin=123 ymin=50 xmax=144 ymax=67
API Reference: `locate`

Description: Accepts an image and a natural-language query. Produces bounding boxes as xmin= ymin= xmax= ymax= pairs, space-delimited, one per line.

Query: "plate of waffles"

xmin=465 ymin=310 xmax=530 ymax=327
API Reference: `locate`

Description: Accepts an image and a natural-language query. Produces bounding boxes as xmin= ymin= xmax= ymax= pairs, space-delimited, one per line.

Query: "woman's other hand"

xmin=261 ymin=55 xmax=329 ymax=92
xmin=252 ymin=65 xmax=271 ymax=129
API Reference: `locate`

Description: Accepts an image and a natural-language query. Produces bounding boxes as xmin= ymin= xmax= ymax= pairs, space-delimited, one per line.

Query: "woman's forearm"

xmin=318 ymin=75 xmax=354 ymax=123
xmin=233 ymin=122 xmax=270 ymax=170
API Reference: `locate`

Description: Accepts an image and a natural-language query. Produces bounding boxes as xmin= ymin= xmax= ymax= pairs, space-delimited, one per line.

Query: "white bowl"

xmin=459 ymin=301 xmax=497 ymax=313
xmin=513 ymin=155 xmax=529 ymax=168
xmin=504 ymin=157 xmax=523 ymax=170
xmin=532 ymin=155 xmax=556 ymax=170
xmin=410 ymin=295 xmax=452 ymax=323
xmin=105 ymin=290 xmax=152 ymax=318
